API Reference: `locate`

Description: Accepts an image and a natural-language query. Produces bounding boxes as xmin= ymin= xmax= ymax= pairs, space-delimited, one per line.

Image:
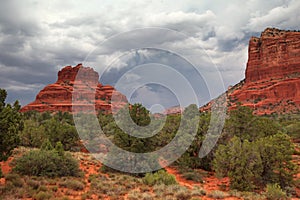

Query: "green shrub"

xmin=140 ymin=192 xmax=154 ymax=200
xmin=182 ymin=171 xmax=203 ymax=183
xmin=27 ymin=179 xmax=40 ymax=189
xmin=33 ymin=191 xmax=52 ymax=200
xmin=191 ymin=186 xmax=206 ymax=196
xmin=38 ymin=185 xmax=48 ymax=192
xmin=175 ymin=187 xmax=192 ymax=200
xmin=81 ymin=192 xmax=92 ymax=200
xmin=51 ymin=185 xmax=58 ymax=192
xmin=13 ymin=148 xmax=81 ymax=177
xmin=265 ymin=183 xmax=288 ymax=200
xmin=127 ymin=190 xmax=140 ymax=200
xmin=143 ymin=170 xmax=177 ymax=186
xmin=208 ymin=190 xmax=229 ymax=199
xmin=59 ymin=179 xmax=84 ymax=191
xmin=5 ymin=173 xmax=24 ymax=187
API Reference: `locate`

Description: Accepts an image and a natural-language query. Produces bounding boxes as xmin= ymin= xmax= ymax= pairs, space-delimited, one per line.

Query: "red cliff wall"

xmin=201 ymin=28 xmax=300 ymax=115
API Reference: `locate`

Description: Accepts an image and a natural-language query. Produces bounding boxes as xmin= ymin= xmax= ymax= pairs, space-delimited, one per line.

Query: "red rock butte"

xmin=201 ymin=28 xmax=300 ymax=115
xmin=20 ymin=64 xmax=128 ymax=113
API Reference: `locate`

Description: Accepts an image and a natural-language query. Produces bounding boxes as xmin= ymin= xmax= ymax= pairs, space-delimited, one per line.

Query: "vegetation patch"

xmin=143 ymin=170 xmax=177 ymax=186
xmin=13 ymin=143 xmax=81 ymax=178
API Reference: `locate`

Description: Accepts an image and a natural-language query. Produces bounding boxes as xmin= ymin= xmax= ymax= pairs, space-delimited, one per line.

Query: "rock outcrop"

xmin=20 ymin=64 xmax=128 ymax=113
xmin=201 ymin=28 xmax=300 ymax=115
xmin=163 ymin=105 xmax=184 ymax=115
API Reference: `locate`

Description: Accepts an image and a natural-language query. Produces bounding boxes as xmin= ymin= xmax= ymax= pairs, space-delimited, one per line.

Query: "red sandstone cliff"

xmin=201 ymin=28 xmax=300 ymax=115
xmin=20 ymin=64 xmax=128 ymax=113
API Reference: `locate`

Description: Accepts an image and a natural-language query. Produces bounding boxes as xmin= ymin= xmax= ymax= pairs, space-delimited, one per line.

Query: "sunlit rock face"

xmin=20 ymin=64 xmax=128 ymax=113
xmin=201 ymin=28 xmax=300 ymax=115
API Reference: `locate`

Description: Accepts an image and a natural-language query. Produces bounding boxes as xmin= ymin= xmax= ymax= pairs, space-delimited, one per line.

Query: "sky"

xmin=0 ymin=0 xmax=299 ymax=111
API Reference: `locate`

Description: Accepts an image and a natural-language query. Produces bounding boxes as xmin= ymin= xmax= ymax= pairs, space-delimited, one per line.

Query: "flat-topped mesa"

xmin=20 ymin=64 xmax=128 ymax=113
xmin=200 ymin=28 xmax=300 ymax=115
xmin=232 ymin=28 xmax=300 ymax=115
xmin=246 ymin=28 xmax=300 ymax=83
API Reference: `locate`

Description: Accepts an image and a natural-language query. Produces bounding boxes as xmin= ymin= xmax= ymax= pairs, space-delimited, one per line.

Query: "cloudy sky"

xmin=0 ymin=0 xmax=299 ymax=111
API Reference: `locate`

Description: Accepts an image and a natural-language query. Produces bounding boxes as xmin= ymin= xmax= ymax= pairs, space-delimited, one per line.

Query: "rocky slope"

xmin=201 ymin=28 xmax=300 ymax=115
xmin=20 ymin=64 xmax=128 ymax=113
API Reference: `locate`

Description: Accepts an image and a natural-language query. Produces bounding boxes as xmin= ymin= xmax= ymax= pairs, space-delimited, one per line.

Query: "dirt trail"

xmin=71 ymin=153 xmax=103 ymax=200
xmin=165 ymin=167 xmax=201 ymax=189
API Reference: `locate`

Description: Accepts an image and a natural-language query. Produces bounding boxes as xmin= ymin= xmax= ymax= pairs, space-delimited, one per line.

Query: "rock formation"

xmin=20 ymin=64 xmax=128 ymax=113
xmin=201 ymin=28 xmax=300 ymax=115
xmin=163 ymin=105 xmax=184 ymax=115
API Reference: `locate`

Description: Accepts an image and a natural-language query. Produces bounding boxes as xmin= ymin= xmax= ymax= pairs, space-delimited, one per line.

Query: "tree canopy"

xmin=0 ymin=88 xmax=23 ymax=161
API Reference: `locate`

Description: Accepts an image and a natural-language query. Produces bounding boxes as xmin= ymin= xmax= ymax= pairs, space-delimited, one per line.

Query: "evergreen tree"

xmin=213 ymin=136 xmax=263 ymax=191
xmin=258 ymin=132 xmax=297 ymax=188
xmin=0 ymin=89 xmax=23 ymax=161
xmin=213 ymin=106 xmax=297 ymax=191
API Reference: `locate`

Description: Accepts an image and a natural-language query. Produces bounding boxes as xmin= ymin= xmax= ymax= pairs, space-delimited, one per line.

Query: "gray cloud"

xmin=0 ymin=0 xmax=299 ymax=108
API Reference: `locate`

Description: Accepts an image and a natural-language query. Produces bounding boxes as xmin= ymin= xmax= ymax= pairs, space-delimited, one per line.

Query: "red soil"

xmin=165 ymin=166 xmax=241 ymax=200
xmin=165 ymin=167 xmax=201 ymax=189
xmin=0 ymin=156 xmax=13 ymax=185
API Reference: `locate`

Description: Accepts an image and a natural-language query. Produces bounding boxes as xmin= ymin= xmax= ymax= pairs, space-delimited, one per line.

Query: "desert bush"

xmin=284 ymin=186 xmax=297 ymax=197
xmin=293 ymin=179 xmax=300 ymax=188
xmin=38 ymin=185 xmax=48 ymax=192
xmin=27 ymin=179 xmax=40 ymax=189
xmin=265 ymin=183 xmax=288 ymax=200
xmin=81 ymin=192 xmax=92 ymax=200
xmin=51 ymin=185 xmax=58 ymax=192
xmin=13 ymin=145 xmax=81 ymax=177
xmin=160 ymin=184 xmax=181 ymax=196
xmin=208 ymin=190 xmax=229 ymax=199
xmin=191 ymin=186 xmax=206 ymax=196
xmin=90 ymin=179 xmax=111 ymax=194
xmin=153 ymin=183 xmax=167 ymax=194
xmin=182 ymin=171 xmax=203 ymax=183
xmin=239 ymin=191 xmax=266 ymax=200
xmin=127 ymin=190 xmax=140 ymax=200
xmin=5 ymin=173 xmax=24 ymax=187
xmin=175 ymin=187 xmax=192 ymax=200
xmin=143 ymin=170 xmax=177 ymax=186
xmin=59 ymin=179 xmax=84 ymax=191
xmin=33 ymin=191 xmax=52 ymax=200
xmin=127 ymin=190 xmax=154 ymax=200
xmin=140 ymin=192 xmax=154 ymax=200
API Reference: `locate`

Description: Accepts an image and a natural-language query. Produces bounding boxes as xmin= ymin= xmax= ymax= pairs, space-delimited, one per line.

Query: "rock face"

xmin=20 ymin=64 xmax=128 ymax=113
xmin=201 ymin=28 xmax=300 ymax=115
xmin=163 ymin=105 xmax=184 ymax=115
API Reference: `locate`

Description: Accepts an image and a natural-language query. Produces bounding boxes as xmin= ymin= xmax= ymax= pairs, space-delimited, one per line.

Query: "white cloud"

xmin=246 ymin=0 xmax=300 ymax=31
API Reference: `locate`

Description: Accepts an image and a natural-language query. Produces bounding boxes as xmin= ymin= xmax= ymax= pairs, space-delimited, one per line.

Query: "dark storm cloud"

xmin=0 ymin=0 xmax=299 ymax=108
xmin=98 ymin=49 xmax=211 ymax=108
xmin=216 ymin=30 xmax=260 ymax=52
xmin=0 ymin=1 xmax=97 ymax=105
